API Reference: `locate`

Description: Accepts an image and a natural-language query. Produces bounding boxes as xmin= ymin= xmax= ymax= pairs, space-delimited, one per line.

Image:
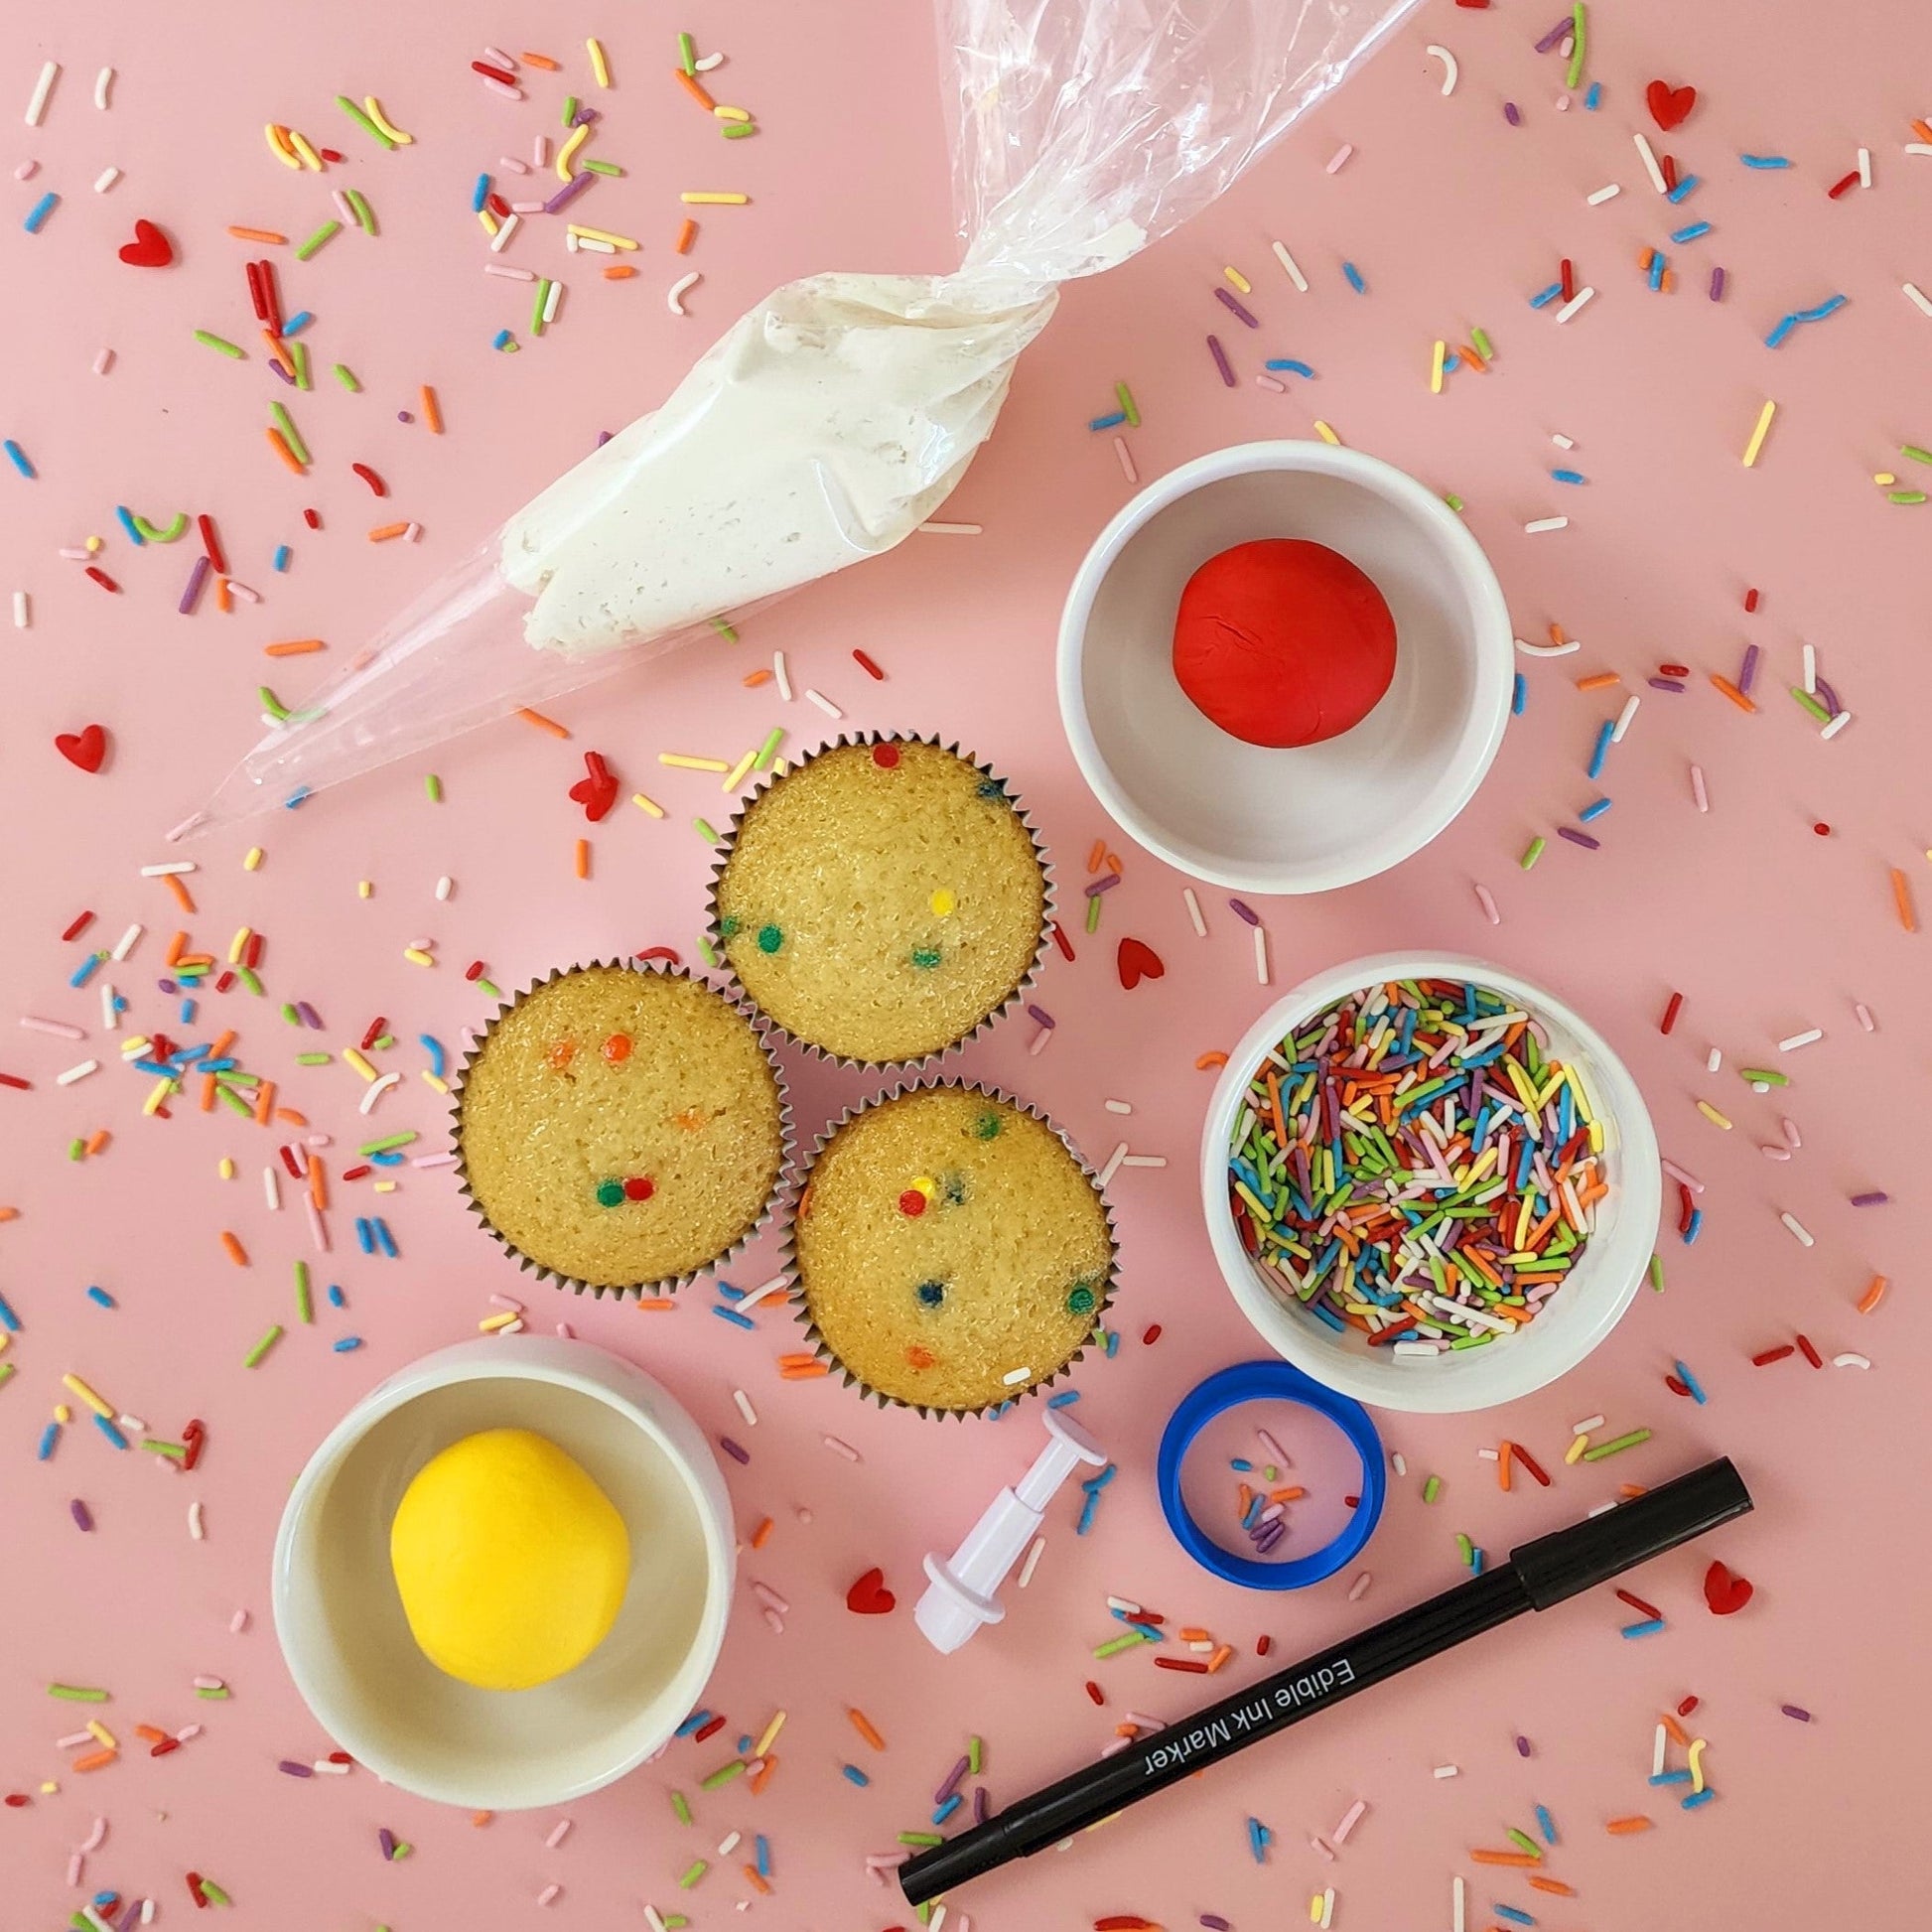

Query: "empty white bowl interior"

xmin=1065 ymin=449 xmax=1506 ymax=888
xmin=279 ymin=1370 xmax=722 ymax=1807
xmin=1203 ymin=957 xmax=1661 ymax=1415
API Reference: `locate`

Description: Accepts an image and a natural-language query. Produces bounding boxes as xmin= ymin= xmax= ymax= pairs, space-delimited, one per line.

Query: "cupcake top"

xmin=792 ymin=1087 xmax=1112 ymax=1412
xmin=456 ymin=965 xmax=786 ymax=1292
xmin=714 ymin=739 xmax=1046 ymax=1064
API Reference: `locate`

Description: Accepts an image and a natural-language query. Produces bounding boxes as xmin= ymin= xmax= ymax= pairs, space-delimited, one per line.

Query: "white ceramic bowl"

xmin=273 ymin=1337 xmax=735 ymax=1809
xmin=1058 ymin=442 xmax=1512 ymax=894
xmin=1201 ymin=952 xmax=1661 ymax=1415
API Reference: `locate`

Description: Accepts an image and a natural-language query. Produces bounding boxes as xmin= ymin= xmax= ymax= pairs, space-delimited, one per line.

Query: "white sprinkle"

xmin=1103 ymin=1099 xmax=1133 ymax=1115
xmin=732 ymin=1388 xmax=757 ymax=1428
xmin=1778 ymin=1028 xmax=1824 ymax=1051
xmin=1858 ymin=146 xmax=1872 ymax=188
xmin=667 ymin=270 xmax=701 ymax=315
xmin=1653 ymin=1723 xmax=1669 ymax=1775
xmin=488 ymin=211 xmax=521 ymax=253
xmin=1572 ymin=1414 xmax=1605 ymax=1435
xmin=1391 ymin=1451 xmax=1407 ymax=1476
xmin=140 ymin=861 xmax=198 ymax=877
xmin=1433 ymin=1763 xmax=1459 ymax=1779
xmin=93 ymin=167 xmax=120 ymax=193
xmin=536 ymin=1883 xmax=561 ymax=1907
xmin=1587 ymin=1501 xmax=1617 ymax=1517
xmin=189 ymin=1500 xmax=205 ymax=1541
xmin=1855 ymin=1001 xmax=1875 ymax=1032
xmin=93 ymin=67 xmax=114 ymax=110
xmin=1347 ymin=1571 xmax=1371 ymax=1601
xmin=1425 ymin=44 xmax=1458 ymax=95
xmin=545 ymin=1819 xmax=573 ymax=1849
xmin=1691 ymin=762 xmax=1710 ymax=812
xmin=1325 ymin=143 xmax=1353 ymax=173
xmin=823 ymin=1433 xmax=861 ymax=1459
xmin=1097 ymin=1142 xmax=1129 ymax=1187
xmin=141 ymin=1903 xmax=155 ymax=1925
xmin=1254 ymin=923 xmax=1270 ymax=985
xmin=11 ymin=590 xmax=27 ymax=627
xmin=1802 ymin=641 xmax=1817 ymax=693
xmin=358 ymin=1070 xmax=401 ymax=1114
xmin=1270 ymin=239 xmax=1309 ymax=291
xmin=1586 ymin=182 xmax=1621 ymax=205
xmin=916 ymin=520 xmax=982 ymax=535
xmin=26 ymin=61 xmax=59 ymax=127
xmin=1114 ymin=435 xmax=1137 ymax=483
xmin=1523 ymin=516 xmax=1569 ymax=534
xmin=55 ymin=1059 xmax=99 ymax=1086
xmin=541 ymin=279 xmax=563 ymax=324
xmin=1478 ymin=1447 xmax=1500 ymax=1459
xmin=1760 ymin=1143 xmax=1791 ymax=1162
xmin=693 ymin=51 xmax=724 ymax=70
xmin=1000 ymin=1367 xmax=1032 ymax=1387
xmin=1320 ymin=1887 xmax=1334 ymax=1927
xmin=262 ymin=1166 xmax=280 ymax=1211
xmin=1821 ymin=710 xmax=1852 ymax=740
xmin=484 ymin=262 xmax=536 ymax=281
xmin=1120 ymin=1154 xmax=1167 ymax=1170
xmin=1392 ymin=1340 xmax=1442 ymax=1359
xmin=1779 ymin=1211 xmax=1815 ymax=1247
xmin=1474 ymin=882 xmax=1500 ymax=925
xmin=1833 ymin=1352 xmax=1871 ymax=1369
xmin=1908 ymin=144 xmax=1932 ymax=158
xmin=1634 ymin=130 xmax=1668 ymax=194
xmin=1182 ymin=887 xmax=1207 ymax=936
xmin=100 ymin=984 xmax=117 ymax=1030
xmin=772 ymin=649 xmax=792 ymax=701
xmin=1332 ymin=1798 xmax=1367 ymax=1843
xmin=21 ymin=1016 xmax=85 ymax=1038
xmin=735 ymin=1273 xmax=791 ymax=1312
xmin=434 ymin=876 xmax=454 ymax=901
xmin=1905 ymin=282 xmax=1932 ymax=318
xmin=716 ymin=1829 xmax=741 ymax=1857
xmin=1017 ymin=1535 xmax=1046 ymax=1588
xmin=1028 ymin=1023 xmax=1052 ymax=1056
xmin=803 ymin=687 xmax=842 ymax=719
xmin=1611 ymin=692 xmax=1640 ymax=742
xmin=1514 ymin=633 xmax=1580 ymax=656
xmin=645 ymin=1908 xmax=669 ymax=1932
xmin=312 ymin=1757 xmax=348 ymax=1773
xmin=1554 ymin=285 xmax=1596 ymax=324
xmin=1551 ymin=432 xmax=1577 ymax=449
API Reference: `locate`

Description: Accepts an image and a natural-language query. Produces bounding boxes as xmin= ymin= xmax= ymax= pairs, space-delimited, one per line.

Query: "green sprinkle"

xmin=294 ymin=219 xmax=341 ymax=261
xmin=677 ymin=1860 xmax=708 ymax=1889
xmin=477 ymin=977 xmax=502 ymax=1001
xmin=280 ymin=1002 xmax=300 ymax=1025
xmin=370 ymin=1035 xmax=394 ymax=1051
xmin=1789 ymin=686 xmax=1831 ymax=723
xmin=1092 ymin=1631 xmax=1147 ymax=1659
xmin=1455 ymin=1531 xmax=1473 ymax=1564
xmin=270 ymin=401 xmax=310 ymax=467
xmin=290 ymin=339 xmax=311 ymax=390
xmin=197 ymin=1880 xmax=233 ymax=1905
xmin=1901 ymin=444 xmax=1932 ymax=466
xmin=1084 ymin=890 xmax=1103 ymax=933
xmin=142 ymin=1439 xmax=188 ymax=1460
xmin=916 ymin=1906 xmax=933 ymax=1926
xmin=215 ymin=1084 xmax=254 ymax=1120
xmin=1565 ymin=1 xmax=1586 ymax=88
xmin=217 ymin=1070 xmax=260 ymax=1088
xmin=195 ymin=330 xmax=245 ymax=358
xmin=897 ymin=1832 xmax=944 ymax=1848
xmin=243 ymin=1323 xmax=284 ymax=1368
xmin=694 ymin=816 xmax=720 ymax=844
xmin=1648 ymin=1252 xmax=1665 ymax=1292
xmin=1115 ymin=379 xmax=1141 ymax=427
xmin=1505 ymin=1826 xmax=1543 ymax=1859
xmin=337 ymin=95 xmax=397 ymax=150
xmin=678 ymin=31 xmax=698 ymax=73
xmin=294 ymin=1260 xmax=313 ymax=1325
xmin=333 ymin=363 xmax=361 ymax=392
xmin=531 ymin=278 xmax=552 ymax=336
xmin=259 ymin=685 xmax=290 ymax=722
xmin=295 ymin=1051 xmax=332 ymax=1066
xmin=699 ymin=1759 xmax=745 ymax=1790
xmin=1519 ymin=836 xmax=1546 ymax=871
xmin=757 ymin=923 xmax=784 ymax=954
xmin=1444 ymin=492 xmax=1465 ymax=512
xmin=236 ymin=966 xmax=264 ymax=997
xmin=68 ymin=1138 xmax=85 ymax=1161
xmin=133 ymin=511 xmax=190 ymax=542
xmin=755 ymin=726 xmax=785 ymax=769
xmin=1582 ymin=1426 xmax=1651 ymax=1461
xmin=345 ymin=188 xmax=376 ymax=235
xmin=1890 ymin=490 xmax=1928 ymax=505
xmin=709 ymin=617 xmax=739 ymax=642
xmin=48 ymin=1683 xmax=110 ymax=1702
xmin=360 ymin=1132 xmax=417 ymax=1156
xmin=1470 ymin=326 xmax=1494 ymax=359
xmin=596 ymin=1179 xmax=625 ymax=1207
xmin=195 ymin=1684 xmax=231 ymax=1699
xmin=1422 ymin=1474 xmax=1442 ymax=1504
xmin=562 ymin=94 xmax=579 ymax=126
xmin=670 ymin=1789 xmax=692 ymax=1825
xmin=388 ymin=1842 xmax=411 ymax=1860
xmin=425 ymin=773 xmax=444 ymax=803
xmin=1737 ymin=1066 xmax=1788 ymax=1086
xmin=723 ymin=122 xmax=756 ymax=138
xmin=968 ymin=1734 xmax=982 ymax=1775
xmin=584 ymin=157 xmax=624 ymax=173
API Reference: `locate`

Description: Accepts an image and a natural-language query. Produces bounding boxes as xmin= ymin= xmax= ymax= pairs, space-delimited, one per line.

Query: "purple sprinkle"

xmin=543 ymin=171 xmax=596 ymax=214
xmin=1781 ymin=1704 xmax=1812 ymax=1722
xmin=267 ymin=358 xmax=295 ymax=386
xmin=1085 ymin=872 xmax=1122 ymax=897
xmin=1709 ymin=265 xmax=1726 ymax=302
xmin=1558 ymin=827 xmax=1600 ymax=850
xmin=1533 ymin=15 xmax=1571 ymax=52
xmin=1228 ymin=897 xmax=1261 ymax=926
xmin=1814 ymin=676 xmax=1841 ymax=717
xmin=1503 ymin=101 xmax=1522 ymax=125
xmin=1737 ymin=642 xmax=1761 ymax=693
xmin=595 ymin=429 xmax=615 ymax=447
xmin=571 ymin=104 xmax=601 ymax=127
xmin=933 ymin=1754 xmax=970 ymax=1805
xmin=1647 ymin=677 xmax=1687 ymax=692
xmin=719 ymin=1435 xmax=751 ymax=1465
xmin=178 ymin=553 xmax=211 ymax=616
xmin=1515 ymin=1734 xmax=1533 ymax=1756
xmin=1214 ymin=286 xmax=1261 ymax=330
xmin=1025 ymin=1005 xmax=1055 ymax=1030
xmin=1254 ymin=1520 xmax=1287 ymax=1554
xmin=397 ymin=411 xmax=414 ymax=424
xmin=1201 ymin=1919 xmax=1234 ymax=1932
xmin=158 ymin=978 xmax=179 ymax=996
xmin=972 ymin=1784 xmax=989 ymax=1824
xmin=116 ymin=1900 xmax=142 ymax=1932
xmin=69 ymin=1499 xmax=93 ymax=1531
xmin=278 ymin=1758 xmax=315 ymax=1777
xmin=296 ymin=1000 xmax=324 ymax=1030
xmin=378 ymin=1827 xmax=398 ymax=1859
xmin=1850 ymin=1191 xmax=1888 ymax=1206
xmin=1206 ymin=334 xmax=1237 ymax=388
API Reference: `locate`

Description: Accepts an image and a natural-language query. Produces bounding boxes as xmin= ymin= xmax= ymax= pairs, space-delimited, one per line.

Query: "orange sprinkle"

xmin=253 ymin=1079 xmax=275 ymax=1126
xmin=227 ymin=225 xmax=287 ymax=243
xmin=750 ymin=1516 xmax=774 ymax=1550
xmin=308 ymin=1154 xmax=329 ymax=1211
xmin=1891 ymin=867 xmax=1917 ymax=932
xmin=265 ymin=427 xmax=305 ymax=475
xmin=1661 ymin=1712 xmax=1692 ymax=1745
xmin=634 ymin=1298 xmax=679 ymax=1311
xmin=742 ymin=1865 xmax=771 ymax=1895
xmin=1206 ymin=1644 xmax=1233 ymax=1673
xmin=1575 ymin=672 xmax=1621 ymax=691
xmin=1178 ymin=1627 xmax=1210 ymax=1642
xmin=1267 ymin=1486 xmax=1305 ymax=1503
xmin=675 ymin=69 xmax=717 ymax=110
xmin=674 ymin=217 xmax=698 ymax=254
xmin=210 ymin=1030 xmax=235 ymax=1059
xmin=1086 ymin=838 xmax=1107 ymax=871
xmin=199 ymin=1074 xmax=217 ymax=1113
xmin=220 ymin=1231 xmax=247 ymax=1267
xmin=214 ymin=577 xmax=233 ymax=614
xmin=776 ymin=1353 xmax=820 ymax=1366
xmin=420 ymin=385 xmax=443 ymax=435
xmin=1499 ymin=1440 xmax=1514 ymax=1490
xmin=1709 ymin=673 xmax=1756 ymax=713
xmin=164 ymin=873 xmax=195 ymax=913
xmin=1195 ymin=1050 xmax=1229 ymax=1069
xmin=847 ymin=1708 xmax=886 ymax=1750
xmin=749 ymin=1754 xmax=777 ymax=1793
xmin=1858 ymin=1274 xmax=1889 ymax=1314
xmin=261 ymin=331 xmax=294 ymax=378
xmin=0 ymin=1206 xmax=18 ymax=1222
xmin=521 ymin=51 xmax=561 ymax=69
xmin=1456 ymin=343 xmax=1487 ymax=371
xmin=1106 ymin=852 xmax=1123 ymax=876
xmin=1468 ymin=1850 xmax=1542 ymax=1866
xmin=1639 ymin=248 xmax=1656 ymax=270
xmin=274 ymin=1108 xmax=308 ymax=1127
xmin=516 ymin=707 xmax=571 ymax=739
xmin=1547 ymin=622 xmax=1569 ymax=645
xmin=165 ymin=929 xmax=187 ymax=966
xmin=1527 ymin=1877 xmax=1578 ymax=1897
xmin=368 ymin=522 xmax=409 ymax=542
xmin=603 ymin=265 xmax=639 ymax=280
xmin=780 ymin=1362 xmax=831 ymax=1380
xmin=1605 ymin=1816 xmax=1653 ymax=1835
xmin=742 ymin=668 xmax=773 ymax=687
xmin=264 ymin=638 xmax=325 ymax=656
xmin=135 ymin=1725 xmax=168 ymax=1744
xmin=71 ymin=1749 xmax=117 ymax=1772
xmin=575 ymin=838 xmax=591 ymax=880
xmin=84 ymin=1130 xmax=110 ymax=1157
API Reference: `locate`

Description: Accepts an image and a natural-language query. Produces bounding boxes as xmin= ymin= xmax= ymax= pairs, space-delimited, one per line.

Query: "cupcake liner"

xmin=451 ymin=958 xmax=796 ymax=1300
xmin=777 ymin=1076 xmax=1120 ymax=1420
xmin=705 ymin=731 xmax=1056 ymax=1074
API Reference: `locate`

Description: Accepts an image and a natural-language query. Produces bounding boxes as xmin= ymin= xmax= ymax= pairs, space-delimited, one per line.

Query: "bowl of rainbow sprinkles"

xmin=1202 ymin=952 xmax=1661 ymax=1416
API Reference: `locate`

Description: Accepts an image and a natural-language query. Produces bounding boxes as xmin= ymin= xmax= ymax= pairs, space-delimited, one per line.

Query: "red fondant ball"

xmin=1172 ymin=539 xmax=1397 ymax=749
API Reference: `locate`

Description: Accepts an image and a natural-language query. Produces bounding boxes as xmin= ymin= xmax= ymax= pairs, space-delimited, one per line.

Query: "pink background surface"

xmin=5 ymin=1 xmax=1929 ymax=1925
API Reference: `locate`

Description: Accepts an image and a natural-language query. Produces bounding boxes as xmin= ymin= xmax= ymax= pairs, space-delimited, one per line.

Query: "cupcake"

xmin=712 ymin=735 xmax=1049 ymax=1066
xmin=454 ymin=963 xmax=789 ymax=1295
xmin=790 ymin=1083 xmax=1115 ymax=1415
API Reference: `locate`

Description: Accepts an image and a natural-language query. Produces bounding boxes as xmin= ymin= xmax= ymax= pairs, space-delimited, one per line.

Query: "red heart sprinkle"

xmin=117 ymin=218 xmax=175 ymax=268
xmin=567 ymin=751 xmax=618 ymax=821
xmin=1116 ymin=937 xmax=1166 ymax=990
xmin=845 ymin=1567 xmax=897 ymax=1615
xmin=1704 ymin=1559 xmax=1754 ymax=1615
xmin=55 ymin=725 xmax=108 ymax=773
xmin=1645 ymin=80 xmax=1697 ymax=131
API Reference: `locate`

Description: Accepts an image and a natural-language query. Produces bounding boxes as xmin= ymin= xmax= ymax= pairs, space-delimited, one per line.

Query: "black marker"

xmin=901 ymin=1457 xmax=1751 ymax=1905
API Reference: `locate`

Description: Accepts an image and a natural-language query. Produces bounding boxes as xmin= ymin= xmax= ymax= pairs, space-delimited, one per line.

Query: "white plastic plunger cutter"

xmin=915 ymin=1408 xmax=1109 ymax=1653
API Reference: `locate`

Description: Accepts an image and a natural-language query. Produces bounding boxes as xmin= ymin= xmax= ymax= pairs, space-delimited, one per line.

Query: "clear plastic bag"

xmin=184 ymin=0 xmax=1413 ymax=832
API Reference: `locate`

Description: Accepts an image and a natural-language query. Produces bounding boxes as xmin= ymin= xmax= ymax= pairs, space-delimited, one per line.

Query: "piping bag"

xmin=901 ymin=1457 xmax=1753 ymax=1904
xmin=179 ymin=0 xmax=1418 ymax=834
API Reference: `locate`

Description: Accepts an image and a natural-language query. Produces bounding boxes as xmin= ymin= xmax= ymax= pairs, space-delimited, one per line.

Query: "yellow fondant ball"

xmin=389 ymin=1428 xmax=629 ymax=1691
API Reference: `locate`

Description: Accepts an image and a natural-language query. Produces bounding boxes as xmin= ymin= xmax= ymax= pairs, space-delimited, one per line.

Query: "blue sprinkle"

xmin=1075 ymin=1490 xmax=1100 ymax=1536
xmin=1230 ymin=1457 xmax=1254 ymax=1471
xmin=1311 ymin=1300 xmax=1346 ymax=1331
xmin=354 ymin=1218 xmax=374 ymax=1255
xmin=2 ymin=438 xmax=35 ymax=479
xmin=1103 ymin=1328 xmax=1119 ymax=1357
xmin=1587 ymin=719 xmax=1615 ymax=780
xmin=1551 ymin=469 xmax=1587 ymax=484
xmin=1579 ymin=796 xmax=1611 ymax=821
xmin=372 ymin=1218 xmax=398 ymax=1258
xmin=737 ymin=1733 xmax=753 ymax=1754
xmin=1529 ymin=282 xmax=1564 ymax=309
xmin=1584 ymin=80 xmax=1601 ymax=109
xmin=1342 ymin=261 xmax=1366 ymax=295
xmin=712 ymin=1306 xmax=756 ymax=1330
xmin=1620 ymin=1617 xmax=1666 ymax=1638
xmin=1681 ymin=1787 xmax=1717 ymax=1809
xmin=933 ymin=1793 xmax=963 ymax=1825
xmin=1740 ymin=153 xmax=1792 ymax=169
xmin=93 ymin=1414 xmax=129 ymax=1449
xmin=1470 ymin=1546 xmax=1484 ymax=1575
xmin=370 ymin=1149 xmax=405 ymax=1167
xmin=284 ymin=786 xmax=313 ymax=809
xmin=282 ymin=312 xmax=315 ymax=337
xmin=131 ymin=1060 xmax=173 ymax=1077
xmin=841 ymin=1763 xmax=870 ymax=1788
xmin=24 ymin=192 xmax=59 ymax=234
xmin=1684 ymin=1208 xmax=1704 ymax=1244
xmin=69 ymin=954 xmax=104 ymax=989
xmin=1795 ymin=294 xmax=1849 ymax=323
xmin=1535 ymin=1803 xmax=1558 ymax=1844
xmin=327 ymin=1284 xmax=345 ymax=1307
xmin=1246 ymin=1816 xmax=1268 ymax=1863
xmin=115 ymin=505 xmax=145 ymax=546
xmin=472 ymin=173 xmax=491 ymax=212
xmin=1513 ymin=673 xmax=1527 ymax=721
xmin=1088 ymin=410 xmax=1129 ymax=431
xmin=194 ymin=1058 xmax=235 ymax=1073
xmin=180 ymin=1000 xmax=198 ymax=1026
xmin=1081 ymin=1462 xmax=1117 ymax=1491
xmin=491 ymin=329 xmax=514 ymax=350
xmin=1648 ymin=252 xmax=1667 ymax=291
xmin=273 ymin=544 xmax=292 ymax=572
xmin=85 ymin=1286 xmax=115 ymax=1309
xmin=1671 ymin=220 xmax=1713 ymax=244
xmin=1046 ymin=1390 xmax=1080 ymax=1407
xmin=1649 ymin=1768 xmax=1692 ymax=1786
xmin=755 ymin=1835 xmax=770 ymax=1878
xmin=333 ymin=1336 xmax=363 ymax=1351
xmin=1673 ymin=1358 xmax=1708 ymax=1403
xmin=37 ymin=1422 xmax=60 ymax=1460
xmin=674 ymin=1711 xmax=711 ymax=1737
xmin=1263 ymin=357 xmax=1314 ymax=376
xmin=1443 ymin=352 xmax=1461 ymax=374
xmin=1666 ymin=175 xmax=1702 ymax=204
xmin=717 ymin=1281 xmax=745 ymax=1301
xmin=1496 ymin=1909 xmax=1537 ymax=1927
xmin=0 ymin=1293 xmax=18 ymax=1332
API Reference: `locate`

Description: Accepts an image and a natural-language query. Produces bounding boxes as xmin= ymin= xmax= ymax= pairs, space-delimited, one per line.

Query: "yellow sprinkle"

xmin=1741 ymin=397 xmax=1777 ymax=468
xmin=85 ymin=1721 xmax=116 ymax=1749
xmin=930 ymin=889 xmax=956 ymax=916
xmin=478 ymin=207 xmax=499 ymax=237
xmin=343 ymin=1047 xmax=378 ymax=1082
xmin=403 ymin=947 xmax=435 ymax=967
xmin=556 ymin=121 xmax=591 ymax=181
xmin=587 ymin=37 xmax=612 ymax=86
xmin=1310 ymin=1895 xmax=1322 ymax=1924
xmin=1312 ymin=420 xmax=1342 ymax=446
xmin=723 ymin=750 xmax=759 ymax=791
xmin=356 ymin=880 xmax=373 ymax=898
xmin=680 ymin=191 xmax=750 ymax=205
xmin=243 ymin=847 xmax=264 ymax=871
xmin=1565 ymin=1433 xmax=1588 ymax=1464
xmin=1431 ymin=339 xmax=1446 ymax=394
xmin=712 ymin=105 xmax=752 ymax=122
xmin=567 ymin=224 xmax=639 ymax=250
xmin=1695 ymin=1099 xmax=1733 ymax=1130
xmin=659 ymin=753 xmax=731 ymax=771
xmin=227 ymin=926 xmax=251 ymax=965
xmin=1223 ymin=266 xmax=1252 ymax=294
xmin=754 ymin=1711 xmax=786 ymax=1758
xmin=143 ymin=1076 xmax=174 ymax=1116
xmin=62 ymin=1374 xmax=115 ymax=1420
xmin=1688 ymin=1737 xmax=1708 ymax=1793
xmin=217 ymin=1158 xmax=235 ymax=1179
xmin=373 ymin=1178 xmax=398 ymax=1193
xmin=288 ymin=128 xmax=324 ymax=172
xmin=362 ymin=96 xmax=413 ymax=144
xmin=630 ymin=792 xmax=665 ymax=818
xmin=421 ymin=1071 xmax=450 ymax=1094
xmin=54 ymin=1404 xmax=71 ymax=1424
xmin=265 ymin=123 xmax=302 ymax=170
xmin=911 ymin=1174 xmax=937 ymax=1200
xmin=480 ymin=1310 xmax=521 ymax=1332
xmin=1874 ymin=472 xmax=1897 ymax=486
xmin=121 ymin=1036 xmax=150 ymax=1057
